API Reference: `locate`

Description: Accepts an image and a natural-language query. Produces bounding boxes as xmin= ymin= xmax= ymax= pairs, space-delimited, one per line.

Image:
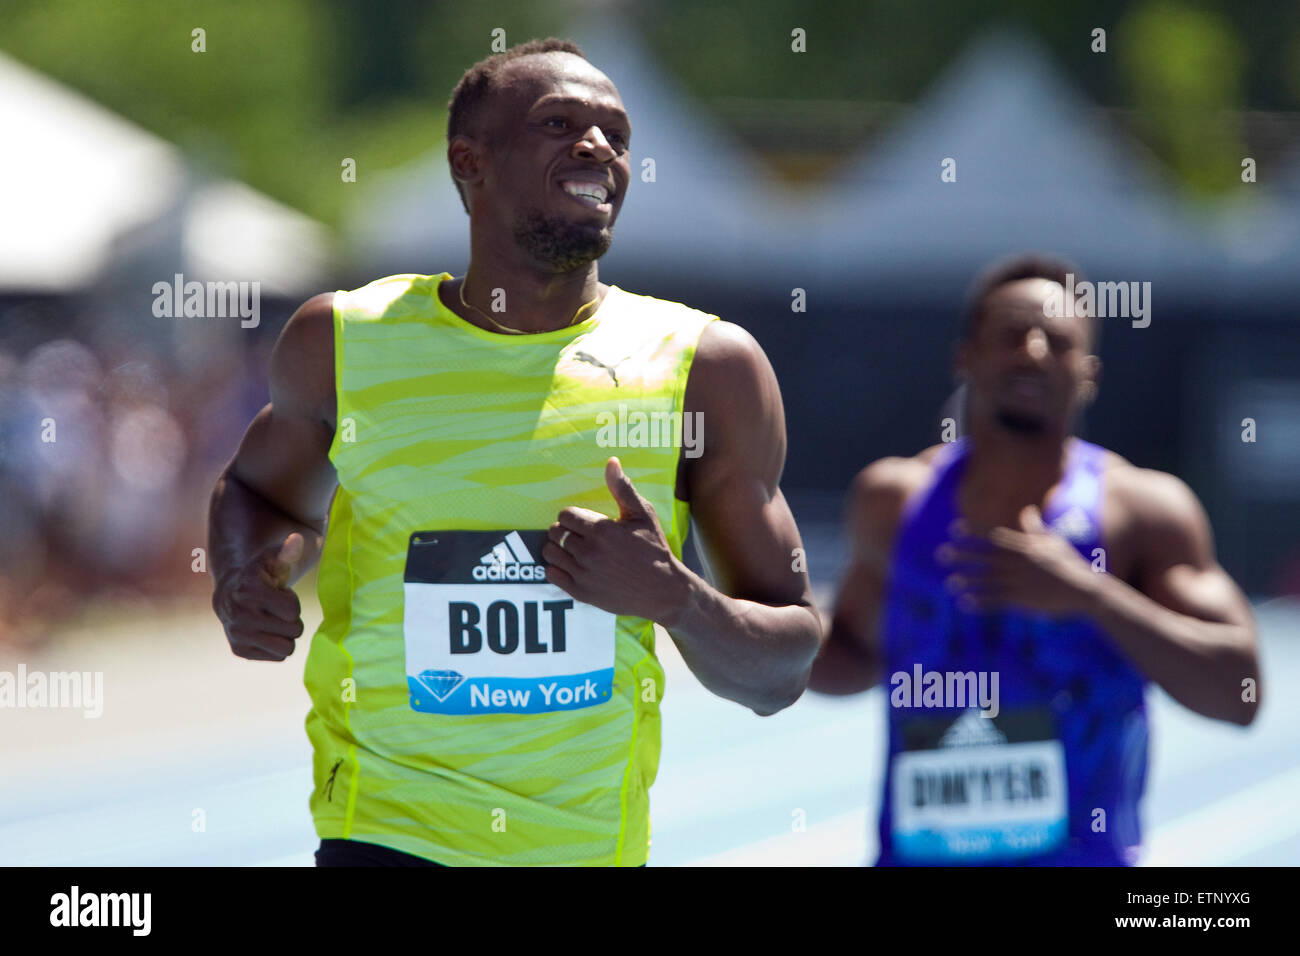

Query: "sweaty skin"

xmin=810 ymin=279 xmax=1260 ymax=726
xmin=209 ymin=50 xmax=820 ymax=716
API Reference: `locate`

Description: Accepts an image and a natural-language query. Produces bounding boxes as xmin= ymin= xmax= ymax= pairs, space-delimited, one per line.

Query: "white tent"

xmin=180 ymin=179 xmax=331 ymax=296
xmin=0 ymin=51 xmax=181 ymax=291
xmin=0 ymin=51 xmax=329 ymax=296
xmin=344 ymin=23 xmax=1295 ymax=305
xmin=808 ymin=27 xmax=1219 ymax=295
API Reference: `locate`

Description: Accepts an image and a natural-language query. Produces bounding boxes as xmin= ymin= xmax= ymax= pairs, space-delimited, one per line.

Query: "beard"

xmin=512 ymin=207 xmax=613 ymax=272
xmin=994 ymin=407 xmax=1049 ymax=436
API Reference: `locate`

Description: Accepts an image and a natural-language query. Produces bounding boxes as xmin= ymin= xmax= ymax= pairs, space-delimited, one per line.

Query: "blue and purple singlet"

xmin=876 ymin=437 xmax=1149 ymax=866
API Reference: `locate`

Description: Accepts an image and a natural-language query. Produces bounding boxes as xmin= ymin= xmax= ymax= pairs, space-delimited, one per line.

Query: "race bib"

xmin=891 ymin=708 xmax=1068 ymax=863
xmin=402 ymin=530 xmax=616 ymax=715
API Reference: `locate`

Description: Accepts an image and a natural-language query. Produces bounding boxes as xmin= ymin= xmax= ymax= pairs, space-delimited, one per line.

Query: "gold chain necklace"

xmin=457 ymin=277 xmax=600 ymax=335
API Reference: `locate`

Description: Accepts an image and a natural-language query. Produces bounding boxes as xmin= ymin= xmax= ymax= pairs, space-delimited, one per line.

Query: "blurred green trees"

xmin=2 ymin=0 xmax=1296 ymax=223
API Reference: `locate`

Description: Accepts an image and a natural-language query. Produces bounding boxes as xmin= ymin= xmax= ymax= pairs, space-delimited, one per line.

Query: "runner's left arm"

xmin=542 ymin=322 xmax=822 ymax=716
xmin=664 ymin=321 xmax=822 ymax=715
xmin=1085 ymin=471 xmax=1260 ymax=725
xmin=946 ymin=469 xmax=1260 ymax=725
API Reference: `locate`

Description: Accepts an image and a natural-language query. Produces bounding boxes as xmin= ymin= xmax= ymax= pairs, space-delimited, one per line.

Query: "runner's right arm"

xmin=808 ymin=457 xmax=922 ymax=695
xmin=209 ymin=293 xmax=339 ymax=661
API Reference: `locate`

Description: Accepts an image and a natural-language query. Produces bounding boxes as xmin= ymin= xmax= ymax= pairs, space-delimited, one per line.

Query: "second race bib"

xmin=891 ymin=708 xmax=1068 ymax=863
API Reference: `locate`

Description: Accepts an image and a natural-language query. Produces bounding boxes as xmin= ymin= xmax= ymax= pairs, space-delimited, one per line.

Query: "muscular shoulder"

xmin=847 ymin=447 xmax=942 ymax=559
xmin=686 ymin=321 xmax=782 ymax=434
xmin=690 ymin=319 xmax=763 ymax=373
xmin=1099 ymin=452 xmax=1221 ymax=583
xmin=1105 ymin=456 xmax=1210 ymax=546
xmin=270 ymin=292 xmax=335 ymax=427
xmin=681 ymin=321 xmax=785 ymax=491
xmin=852 ymin=447 xmax=942 ymax=510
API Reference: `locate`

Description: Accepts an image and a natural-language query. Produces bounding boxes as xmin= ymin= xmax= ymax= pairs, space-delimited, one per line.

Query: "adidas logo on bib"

xmin=1050 ymin=505 xmax=1094 ymax=543
xmin=473 ymin=531 xmax=547 ymax=582
xmin=938 ymin=708 xmax=1009 ymax=748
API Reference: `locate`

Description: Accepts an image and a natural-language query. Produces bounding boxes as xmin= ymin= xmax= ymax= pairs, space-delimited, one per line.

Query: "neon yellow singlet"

xmin=303 ymin=272 xmax=716 ymax=865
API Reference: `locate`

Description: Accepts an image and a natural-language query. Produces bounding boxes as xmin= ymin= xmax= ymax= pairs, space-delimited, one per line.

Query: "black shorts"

xmin=315 ymin=839 xmax=446 ymax=867
xmin=313 ymin=838 xmax=647 ymax=866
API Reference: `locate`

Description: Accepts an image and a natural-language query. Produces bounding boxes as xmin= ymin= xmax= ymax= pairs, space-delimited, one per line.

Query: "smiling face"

xmin=452 ymin=51 xmax=632 ymax=272
xmin=957 ymin=278 xmax=1099 ymax=437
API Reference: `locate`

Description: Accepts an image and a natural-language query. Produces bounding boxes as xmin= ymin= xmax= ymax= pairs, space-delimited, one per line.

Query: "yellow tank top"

xmin=303 ymin=272 xmax=716 ymax=865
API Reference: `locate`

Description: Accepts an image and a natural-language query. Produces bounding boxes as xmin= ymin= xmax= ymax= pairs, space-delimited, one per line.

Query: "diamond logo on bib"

xmin=413 ymin=669 xmax=465 ymax=702
xmin=402 ymin=530 xmax=616 ymax=715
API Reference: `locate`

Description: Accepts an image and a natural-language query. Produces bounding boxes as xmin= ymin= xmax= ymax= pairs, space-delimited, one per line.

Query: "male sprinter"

xmin=208 ymin=38 xmax=820 ymax=867
xmin=811 ymin=254 xmax=1260 ymax=866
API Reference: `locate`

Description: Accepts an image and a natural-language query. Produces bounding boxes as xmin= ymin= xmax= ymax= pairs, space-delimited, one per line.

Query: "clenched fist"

xmin=213 ymin=533 xmax=306 ymax=660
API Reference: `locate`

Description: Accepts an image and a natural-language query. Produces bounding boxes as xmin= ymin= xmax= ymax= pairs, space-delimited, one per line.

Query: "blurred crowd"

xmin=0 ymin=295 xmax=279 ymax=648
xmin=3 ymin=285 xmax=1298 ymax=653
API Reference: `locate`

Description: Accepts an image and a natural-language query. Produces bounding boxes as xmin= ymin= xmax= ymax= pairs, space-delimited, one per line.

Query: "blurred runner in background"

xmin=811 ymin=253 xmax=1261 ymax=866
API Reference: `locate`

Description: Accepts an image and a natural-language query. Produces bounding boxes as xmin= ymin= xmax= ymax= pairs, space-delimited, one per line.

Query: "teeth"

xmin=562 ymin=181 xmax=609 ymax=204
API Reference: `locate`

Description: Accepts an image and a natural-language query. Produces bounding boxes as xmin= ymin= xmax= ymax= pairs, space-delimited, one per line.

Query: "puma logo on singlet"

xmin=573 ymin=351 xmax=628 ymax=387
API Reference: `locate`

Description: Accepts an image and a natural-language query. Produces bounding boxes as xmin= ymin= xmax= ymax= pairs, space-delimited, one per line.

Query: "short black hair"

xmin=960 ymin=252 xmax=1098 ymax=349
xmin=446 ymin=37 xmax=588 ymax=214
